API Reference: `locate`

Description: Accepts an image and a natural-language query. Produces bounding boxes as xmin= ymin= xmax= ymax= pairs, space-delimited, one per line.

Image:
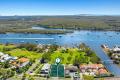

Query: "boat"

xmin=101 ymin=44 xmax=109 ymax=49
xmin=35 ymin=40 xmax=38 ymax=42
xmin=58 ymin=35 xmax=62 ymax=37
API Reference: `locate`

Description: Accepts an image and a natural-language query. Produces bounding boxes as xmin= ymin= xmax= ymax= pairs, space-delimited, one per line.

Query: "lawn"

xmin=49 ymin=48 xmax=90 ymax=64
xmin=6 ymin=49 xmax=42 ymax=61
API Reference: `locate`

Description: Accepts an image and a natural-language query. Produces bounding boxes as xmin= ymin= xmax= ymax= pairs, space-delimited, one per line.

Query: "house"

xmin=65 ymin=65 xmax=78 ymax=78
xmin=65 ymin=65 xmax=78 ymax=73
xmin=0 ymin=52 xmax=4 ymax=56
xmin=0 ymin=52 xmax=17 ymax=62
xmin=80 ymin=64 xmax=104 ymax=70
xmin=18 ymin=58 xmax=29 ymax=67
xmin=98 ymin=68 xmax=108 ymax=75
xmin=79 ymin=64 xmax=109 ymax=76
xmin=41 ymin=63 xmax=50 ymax=74
xmin=112 ymin=46 xmax=120 ymax=53
xmin=40 ymin=63 xmax=51 ymax=77
xmin=111 ymin=46 xmax=120 ymax=60
xmin=11 ymin=57 xmax=29 ymax=68
xmin=10 ymin=61 xmax=19 ymax=68
xmin=37 ymin=44 xmax=43 ymax=48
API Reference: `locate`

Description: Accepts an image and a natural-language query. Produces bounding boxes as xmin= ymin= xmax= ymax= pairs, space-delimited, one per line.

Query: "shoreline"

xmin=0 ymin=29 xmax=120 ymax=34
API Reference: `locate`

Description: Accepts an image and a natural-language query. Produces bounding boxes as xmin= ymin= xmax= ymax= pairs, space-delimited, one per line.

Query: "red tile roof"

xmin=18 ymin=58 xmax=29 ymax=63
xmin=98 ymin=68 xmax=108 ymax=74
xmin=80 ymin=64 xmax=104 ymax=69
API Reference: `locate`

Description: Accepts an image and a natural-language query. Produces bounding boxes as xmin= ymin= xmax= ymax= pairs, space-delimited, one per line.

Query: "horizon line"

xmin=0 ymin=14 xmax=120 ymax=16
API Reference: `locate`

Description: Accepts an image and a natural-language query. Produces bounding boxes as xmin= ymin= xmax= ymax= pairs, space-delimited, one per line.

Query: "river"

xmin=0 ymin=30 xmax=120 ymax=76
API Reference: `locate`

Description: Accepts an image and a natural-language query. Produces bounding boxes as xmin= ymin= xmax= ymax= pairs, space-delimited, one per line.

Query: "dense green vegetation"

xmin=0 ymin=28 xmax=71 ymax=34
xmin=0 ymin=68 xmax=15 ymax=79
xmin=0 ymin=16 xmax=120 ymax=34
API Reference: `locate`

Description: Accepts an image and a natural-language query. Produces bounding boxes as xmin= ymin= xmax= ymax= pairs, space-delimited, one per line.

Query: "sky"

xmin=0 ymin=0 xmax=120 ymax=16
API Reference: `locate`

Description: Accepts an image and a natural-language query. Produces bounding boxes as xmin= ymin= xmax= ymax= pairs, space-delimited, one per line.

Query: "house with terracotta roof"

xmin=79 ymin=64 xmax=109 ymax=76
xmin=11 ymin=57 xmax=29 ymax=68
xmin=18 ymin=58 xmax=29 ymax=67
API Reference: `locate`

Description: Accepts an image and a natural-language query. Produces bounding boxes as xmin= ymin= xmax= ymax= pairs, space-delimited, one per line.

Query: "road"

xmin=26 ymin=59 xmax=41 ymax=74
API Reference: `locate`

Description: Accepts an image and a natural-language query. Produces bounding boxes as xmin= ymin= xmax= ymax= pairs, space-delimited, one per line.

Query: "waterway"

xmin=0 ymin=30 xmax=120 ymax=76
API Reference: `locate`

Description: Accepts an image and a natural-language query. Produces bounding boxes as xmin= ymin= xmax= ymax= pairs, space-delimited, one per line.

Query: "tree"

xmin=18 ymin=43 xmax=37 ymax=51
xmin=0 ymin=68 xmax=15 ymax=79
xmin=48 ymin=44 xmax=59 ymax=52
xmin=22 ymin=73 xmax=27 ymax=80
xmin=41 ymin=52 xmax=51 ymax=63
xmin=3 ymin=61 xmax=11 ymax=68
xmin=83 ymin=75 xmax=94 ymax=80
xmin=73 ymin=53 xmax=90 ymax=66
xmin=67 ymin=56 xmax=72 ymax=61
xmin=28 ymin=77 xmax=35 ymax=80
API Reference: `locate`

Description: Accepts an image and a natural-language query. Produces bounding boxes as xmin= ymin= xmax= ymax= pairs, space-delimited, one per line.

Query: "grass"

xmin=6 ymin=49 xmax=42 ymax=60
xmin=0 ymin=44 xmax=42 ymax=61
xmin=50 ymin=48 xmax=88 ymax=64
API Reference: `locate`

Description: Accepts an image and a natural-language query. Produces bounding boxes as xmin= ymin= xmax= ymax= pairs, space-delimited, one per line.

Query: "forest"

xmin=0 ymin=15 xmax=120 ymax=33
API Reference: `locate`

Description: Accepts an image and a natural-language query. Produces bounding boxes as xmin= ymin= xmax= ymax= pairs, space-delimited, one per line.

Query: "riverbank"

xmin=1 ymin=28 xmax=120 ymax=35
xmin=0 ymin=28 xmax=73 ymax=34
